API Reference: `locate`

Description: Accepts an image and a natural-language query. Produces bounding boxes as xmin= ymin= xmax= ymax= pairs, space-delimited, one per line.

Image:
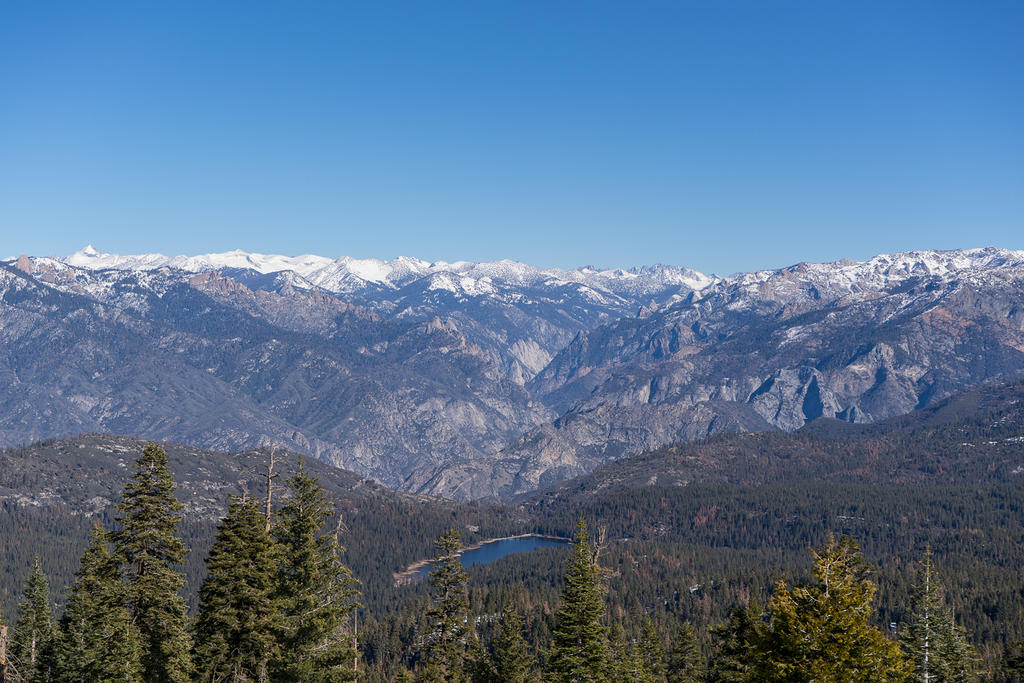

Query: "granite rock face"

xmin=423 ymin=250 xmax=1024 ymax=499
xmin=4 ymin=247 xmax=1024 ymax=500
xmin=0 ymin=253 xmax=701 ymax=491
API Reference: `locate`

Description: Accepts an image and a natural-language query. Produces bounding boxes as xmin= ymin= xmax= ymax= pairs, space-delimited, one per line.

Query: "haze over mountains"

xmin=3 ymin=246 xmax=1024 ymax=500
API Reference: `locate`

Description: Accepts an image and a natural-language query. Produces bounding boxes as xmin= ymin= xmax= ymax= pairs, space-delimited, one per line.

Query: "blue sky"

xmin=2 ymin=2 xmax=1022 ymax=275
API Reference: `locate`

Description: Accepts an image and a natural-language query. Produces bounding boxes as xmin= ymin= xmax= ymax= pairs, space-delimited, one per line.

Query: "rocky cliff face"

xmin=420 ymin=249 xmax=1024 ymax=499
xmin=0 ymin=251 xmax=702 ymax=491
xmin=4 ymin=247 xmax=1024 ymax=500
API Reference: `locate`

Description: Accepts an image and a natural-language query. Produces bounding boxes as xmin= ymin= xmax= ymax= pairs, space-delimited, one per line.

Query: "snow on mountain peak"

xmin=56 ymin=247 xmax=715 ymax=298
xmin=4 ymin=245 xmax=1016 ymax=311
xmin=727 ymin=247 xmax=1024 ymax=301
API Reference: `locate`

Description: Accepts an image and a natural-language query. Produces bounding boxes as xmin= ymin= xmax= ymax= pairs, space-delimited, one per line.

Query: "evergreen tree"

xmin=548 ymin=518 xmax=609 ymax=683
xmin=754 ymin=534 xmax=909 ymax=683
xmin=900 ymin=547 xmax=979 ymax=683
xmin=708 ymin=603 xmax=758 ymax=683
xmin=194 ymin=497 xmax=281 ymax=682
xmin=422 ymin=528 xmax=470 ymax=682
xmin=605 ymin=622 xmax=630 ymax=682
xmin=491 ymin=606 xmax=535 ymax=683
xmin=667 ymin=622 xmax=704 ymax=683
xmin=55 ymin=524 xmax=143 ymax=683
xmin=113 ymin=442 xmax=193 ymax=683
xmin=466 ymin=631 xmax=493 ymax=683
xmin=10 ymin=556 xmax=55 ymax=683
xmin=638 ymin=618 xmax=667 ymax=682
xmin=1001 ymin=641 xmax=1024 ymax=683
xmin=273 ymin=459 xmax=360 ymax=682
xmin=608 ymin=621 xmax=653 ymax=682
xmin=394 ymin=669 xmax=416 ymax=683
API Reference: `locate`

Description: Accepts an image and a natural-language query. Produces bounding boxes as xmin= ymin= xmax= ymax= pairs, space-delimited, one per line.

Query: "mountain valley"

xmin=3 ymin=246 xmax=1024 ymax=499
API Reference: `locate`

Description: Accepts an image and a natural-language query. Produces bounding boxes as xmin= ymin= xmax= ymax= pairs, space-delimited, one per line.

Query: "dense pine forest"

xmin=2 ymin=379 xmax=1024 ymax=680
xmin=2 ymin=439 xmax=1023 ymax=681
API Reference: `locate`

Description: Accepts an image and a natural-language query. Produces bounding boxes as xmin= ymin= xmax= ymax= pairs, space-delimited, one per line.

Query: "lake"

xmin=414 ymin=534 xmax=570 ymax=579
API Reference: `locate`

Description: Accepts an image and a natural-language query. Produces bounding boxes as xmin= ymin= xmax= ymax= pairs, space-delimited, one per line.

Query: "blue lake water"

xmin=417 ymin=535 xmax=570 ymax=578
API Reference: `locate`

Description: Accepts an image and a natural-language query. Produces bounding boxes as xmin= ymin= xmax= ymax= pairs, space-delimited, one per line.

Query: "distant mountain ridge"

xmin=61 ymin=245 xmax=716 ymax=297
xmin=3 ymin=245 xmax=1024 ymax=500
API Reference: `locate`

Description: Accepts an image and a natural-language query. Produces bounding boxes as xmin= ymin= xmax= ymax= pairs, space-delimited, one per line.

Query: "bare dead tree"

xmin=591 ymin=525 xmax=608 ymax=565
xmin=263 ymin=447 xmax=278 ymax=533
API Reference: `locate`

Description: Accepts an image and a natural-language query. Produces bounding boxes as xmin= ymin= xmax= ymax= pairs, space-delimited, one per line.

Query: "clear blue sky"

xmin=2 ymin=1 xmax=1022 ymax=274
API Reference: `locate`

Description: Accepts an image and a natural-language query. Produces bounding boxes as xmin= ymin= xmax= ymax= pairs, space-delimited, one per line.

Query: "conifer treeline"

xmin=2 ymin=444 xmax=1024 ymax=682
xmin=1 ymin=443 xmax=359 ymax=683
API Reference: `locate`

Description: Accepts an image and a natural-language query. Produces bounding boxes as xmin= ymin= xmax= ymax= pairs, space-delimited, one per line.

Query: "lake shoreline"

xmin=393 ymin=533 xmax=570 ymax=584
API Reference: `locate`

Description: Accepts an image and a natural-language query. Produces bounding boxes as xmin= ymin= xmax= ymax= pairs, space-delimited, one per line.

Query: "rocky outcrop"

xmin=3 ymin=248 xmax=1024 ymax=500
xmin=453 ymin=258 xmax=1024 ymax=499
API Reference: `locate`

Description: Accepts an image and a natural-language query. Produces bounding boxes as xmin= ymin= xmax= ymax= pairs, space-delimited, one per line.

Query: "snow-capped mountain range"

xmin=55 ymin=244 xmax=1024 ymax=298
xmin=61 ymin=245 xmax=716 ymax=297
xmin=3 ymin=244 xmax=1024 ymax=500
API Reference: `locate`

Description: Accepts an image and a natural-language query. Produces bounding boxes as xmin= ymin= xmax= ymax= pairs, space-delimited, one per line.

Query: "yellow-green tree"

xmin=754 ymin=535 xmax=909 ymax=683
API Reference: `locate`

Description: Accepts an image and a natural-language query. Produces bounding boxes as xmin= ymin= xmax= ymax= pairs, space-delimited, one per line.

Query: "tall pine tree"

xmin=708 ymin=603 xmax=758 ymax=683
xmin=667 ymin=622 xmax=704 ymax=683
xmin=422 ymin=528 xmax=471 ymax=682
xmin=194 ymin=497 xmax=281 ymax=682
xmin=273 ymin=459 xmax=360 ymax=682
xmin=638 ymin=618 xmax=667 ymax=682
xmin=606 ymin=622 xmax=638 ymax=682
xmin=55 ymin=524 xmax=143 ymax=683
xmin=754 ymin=534 xmax=909 ymax=683
xmin=900 ymin=547 xmax=978 ymax=683
xmin=548 ymin=518 xmax=609 ymax=683
xmin=491 ymin=606 xmax=536 ymax=683
xmin=10 ymin=556 xmax=55 ymax=683
xmin=113 ymin=442 xmax=193 ymax=683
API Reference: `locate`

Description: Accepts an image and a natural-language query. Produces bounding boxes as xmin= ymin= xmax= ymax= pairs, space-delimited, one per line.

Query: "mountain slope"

xmin=426 ymin=249 xmax=1024 ymax=499
xmin=525 ymin=377 xmax=1024 ymax=503
xmin=0 ymin=434 xmax=526 ymax=617
xmin=4 ymin=247 xmax=1024 ymax=500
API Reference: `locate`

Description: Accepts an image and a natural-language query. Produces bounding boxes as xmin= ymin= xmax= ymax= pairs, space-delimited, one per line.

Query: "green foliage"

xmin=273 ymin=459 xmax=360 ymax=682
xmin=55 ymin=524 xmax=143 ymax=682
xmin=194 ymin=497 xmax=281 ymax=682
xmin=422 ymin=528 xmax=471 ymax=681
xmin=607 ymin=621 xmax=638 ymax=682
xmin=754 ymin=535 xmax=909 ymax=683
xmin=707 ymin=604 xmax=758 ymax=683
xmin=548 ymin=518 xmax=609 ymax=683
xmin=393 ymin=668 xmax=416 ymax=683
xmin=900 ymin=547 xmax=979 ymax=682
xmin=10 ymin=555 xmax=55 ymax=683
xmin=638 ymin=617 xmax=667 ymax=682
xmin=7 ymin=377 xmax=1024 ymax=680
xmin=1000 ymin=641 xmax=1024 ymax=682
xmin=114 ymin=442 xmax=193 ymax=683
xmin=667 ymin=622 xmax=703 ymax=683
xmin=491 ymin=606 xmax=536 ymax=683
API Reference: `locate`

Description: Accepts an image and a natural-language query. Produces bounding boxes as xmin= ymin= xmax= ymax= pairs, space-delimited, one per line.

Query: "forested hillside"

xmin=1 ymin=378 xmax=1023 ymax=679
xmin=0 ymin=434 xmax=526 ymax=618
